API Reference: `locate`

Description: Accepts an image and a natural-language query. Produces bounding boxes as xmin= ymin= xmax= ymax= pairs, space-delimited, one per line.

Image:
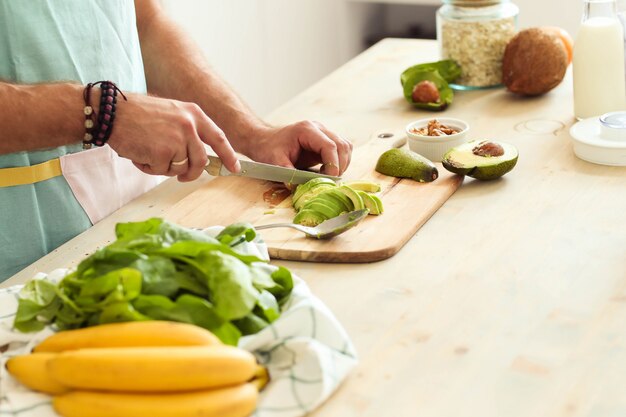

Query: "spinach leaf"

xmin=13 ymin=218 xmax=293 ymax=345
xmin=14 ymin=279 xmax=61 ymax=332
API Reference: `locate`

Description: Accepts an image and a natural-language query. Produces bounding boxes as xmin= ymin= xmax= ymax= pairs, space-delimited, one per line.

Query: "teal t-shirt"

xmin=0 ymin=0 xmax=147 ymax=281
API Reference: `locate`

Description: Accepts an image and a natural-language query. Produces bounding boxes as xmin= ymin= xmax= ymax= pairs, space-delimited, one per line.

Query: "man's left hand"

xmin=243 ymin=121 xmax=353 ymax=177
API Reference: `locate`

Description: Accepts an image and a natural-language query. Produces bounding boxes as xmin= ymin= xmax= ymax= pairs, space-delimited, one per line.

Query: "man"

xmin=0 ymin=0 xmax=352 ymax=281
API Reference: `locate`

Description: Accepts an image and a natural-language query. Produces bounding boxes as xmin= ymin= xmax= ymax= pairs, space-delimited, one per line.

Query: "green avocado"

xmin=292 ymin=178 xmax=337 ymax=206
xmin=302 ymin=193 xmax=346 ymax=217
xmin=293 ymin=184 xmax=336 ymax=211
xmin=291 ymin=178 xmax=384 ymax=229
xmin=375 ymin=148 xmax=438 ymax=183
xmin=318 ymin=189 xmax=354 ymax=212
xmin=337 ymin=185 xmax=365 ymax=210
xmin=442 ymin=140 xmax=518 ymax=181
xmin=293 ymin=209 xmax=327 ymax=227
xmin=301 ymin=201 xmax=341 ymax=221
xmin=369 ymin=194 xmax=384 ymax=215
xmin=341 ymin=180 xmax=381 ymax=193
xmin=400 ymin=59 xmax=462 ymax=85
xmin=356 ymin=191 xmax=382 ymax=215
xmin=400 ymin=60 xmax=461 ymax=111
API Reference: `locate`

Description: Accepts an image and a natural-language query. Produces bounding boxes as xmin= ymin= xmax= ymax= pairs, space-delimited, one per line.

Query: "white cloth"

xmin=0 ymin=228 xmax=357 ymax=417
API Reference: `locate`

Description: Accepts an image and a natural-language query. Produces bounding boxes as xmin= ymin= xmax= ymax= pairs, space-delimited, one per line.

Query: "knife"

xmin=204 ymin=155 xmax=341 ymax=184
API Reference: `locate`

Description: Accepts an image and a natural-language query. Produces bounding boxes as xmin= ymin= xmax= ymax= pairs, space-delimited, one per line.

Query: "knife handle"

xmin=205 ymin=155 xmax=224 ymax=176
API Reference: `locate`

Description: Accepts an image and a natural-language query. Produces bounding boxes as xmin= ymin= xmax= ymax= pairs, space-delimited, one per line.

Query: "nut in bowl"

xmin=406 ymin=118 xmax=469 ymax=162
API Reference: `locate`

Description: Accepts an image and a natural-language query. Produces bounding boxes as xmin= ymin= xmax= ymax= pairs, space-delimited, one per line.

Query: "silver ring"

xmin=170 ymin=157 xmax=189 ymax=166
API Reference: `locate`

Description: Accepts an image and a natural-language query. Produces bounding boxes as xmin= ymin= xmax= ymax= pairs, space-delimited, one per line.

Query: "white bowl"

xmin=406 ymin=118 xmax=470 ymax=162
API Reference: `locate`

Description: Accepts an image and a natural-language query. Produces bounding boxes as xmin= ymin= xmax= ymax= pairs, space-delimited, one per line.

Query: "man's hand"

xmin=108 ymin=93 xmax=240 ymax=182
xmin=242 ymin=121 xmax=353 ymax=177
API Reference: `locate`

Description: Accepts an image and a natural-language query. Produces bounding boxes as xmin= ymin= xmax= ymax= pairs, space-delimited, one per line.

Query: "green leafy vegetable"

xmin=13 ymin=218 xmax=293 ymax=345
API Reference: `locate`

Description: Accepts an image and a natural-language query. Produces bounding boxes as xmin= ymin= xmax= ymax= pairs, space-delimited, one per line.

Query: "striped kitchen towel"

xmin=0 ymin=227 xmax=357 ymax=417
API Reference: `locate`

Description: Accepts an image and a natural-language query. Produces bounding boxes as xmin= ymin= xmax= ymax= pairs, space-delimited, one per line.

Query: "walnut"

xmin=472 ymin=141 xmax=505 ymax=157
xmin=411 ymin=80 xmax=440 ymax=103
xmin=410 ymin=119 xmax=460 ymax=137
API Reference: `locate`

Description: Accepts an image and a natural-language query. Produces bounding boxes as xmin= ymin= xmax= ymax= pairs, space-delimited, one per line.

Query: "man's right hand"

xmin=108 ymin=93 xmax=241 ymax=182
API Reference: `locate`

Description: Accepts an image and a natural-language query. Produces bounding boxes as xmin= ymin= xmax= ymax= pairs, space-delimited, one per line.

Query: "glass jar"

xmin=436 ymin=0 xmax=519 ymax=90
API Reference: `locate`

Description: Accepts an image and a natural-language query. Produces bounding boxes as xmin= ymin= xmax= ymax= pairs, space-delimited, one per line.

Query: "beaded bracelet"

xmin=81 ymin=81 xmax=127 ymax=149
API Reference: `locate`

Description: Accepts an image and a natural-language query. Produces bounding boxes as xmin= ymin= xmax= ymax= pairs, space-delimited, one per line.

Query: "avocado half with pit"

xmin=442 ymin=140 xmax=518 ymax=180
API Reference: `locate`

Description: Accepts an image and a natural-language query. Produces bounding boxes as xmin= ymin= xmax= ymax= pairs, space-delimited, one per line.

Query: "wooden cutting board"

xmin=164 ymin=130 xmax=463 ymax=263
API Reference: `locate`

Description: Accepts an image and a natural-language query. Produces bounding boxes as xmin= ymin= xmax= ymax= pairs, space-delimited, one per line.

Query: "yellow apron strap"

xmin=0 ymin=158 xmax=62 ymax=187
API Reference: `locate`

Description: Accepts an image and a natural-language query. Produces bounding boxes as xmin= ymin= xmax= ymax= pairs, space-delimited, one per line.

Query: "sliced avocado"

xmin=292 ymin=178 xmax=337 ymax=206
xmin=341 ymin=180 xmax=381 ymax=193
xmin=356 ymin=190 xmax=382 ymax=215
xmin=293 ymin=184 xmax=336 ymax=211
xmin=302 ymin=194 xmax=346 ymax=217
xmin=369 ymin=194 xmax=384 ymax=215
xmin=442 ymin=140 xmax=518 ymax=181
xmin=293 ymin=209 xmax=326 ymax=227
xmin=337 ymin=185 xmax=365 ymax=210
xmin=301 ymin=200 xmax=341 ymax=220
xmin=375 ymin=148 xmax=438 ymax=183
xmin=317 ymin=189 xmax=354 ymax=212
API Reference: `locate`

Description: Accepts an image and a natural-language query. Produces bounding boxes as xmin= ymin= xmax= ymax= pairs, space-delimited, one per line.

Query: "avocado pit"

xmin=472 ymin=141 xmax=505 ymax=157
xmin=412 ymin=80 xmax=440 ymax=104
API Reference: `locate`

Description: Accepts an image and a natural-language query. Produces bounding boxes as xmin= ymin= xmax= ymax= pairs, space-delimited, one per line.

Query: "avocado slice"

xmin=292 ymin=178 xmax=337 ymax=206
xmin=293 ymin=184 xmax=336 ymax=211
xmin=318 ymin=189 xmax=354 ymax=212
xmin=302 ymin=193 xmax=346 ymax=217
xmin=337 ymin=185 xmax=365 ymax=210
xmin=341 ymin=180 xmax=381 ymax=193
xmin=442 ymin=140 xmax=518 ymax=181
xmin=369 ymin=194 xmax=384 ymax=215
xmin=356 ymin=190 xmax=383 ymax=215
xmin=301 ymin=200 xmax=342 ymax=220
xmin=375 ymin=148 xmax=438 ymax=183
xmin=293 ymin=209 xmax=327 ymax=227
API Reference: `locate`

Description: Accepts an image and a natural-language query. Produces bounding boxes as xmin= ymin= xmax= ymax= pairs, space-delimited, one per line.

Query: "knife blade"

xmin=204 ymin=155 xmax=341 ymax=184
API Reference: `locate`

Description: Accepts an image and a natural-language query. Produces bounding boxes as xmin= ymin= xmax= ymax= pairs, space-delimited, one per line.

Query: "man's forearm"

xmin=136 ymin=1 xmax=266 ymax=157
xmin=0 ymin=82 xmax=85 ymax=155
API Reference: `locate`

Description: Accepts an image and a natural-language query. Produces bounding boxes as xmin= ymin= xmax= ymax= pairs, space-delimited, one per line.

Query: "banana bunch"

xmin=6 ymin=321 xmax=269 ymax=417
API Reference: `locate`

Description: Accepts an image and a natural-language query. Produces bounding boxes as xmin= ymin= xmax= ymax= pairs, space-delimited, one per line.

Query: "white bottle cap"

xmin=569 ymin=112 xmax=626 ymax=166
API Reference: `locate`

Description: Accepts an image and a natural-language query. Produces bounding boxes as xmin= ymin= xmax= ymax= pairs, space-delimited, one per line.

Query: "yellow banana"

xmin=34 ymin=321 xmax=221 ymax=352
xmin=6 ymin=353 xmax=68 ymax=395
xmin=48 ymin=345 xmax=257 ymax=392
xmin=53 ymin=383 xmax=258 ymax=417
xmin=251 ymin=364 xmax=271 ymax=391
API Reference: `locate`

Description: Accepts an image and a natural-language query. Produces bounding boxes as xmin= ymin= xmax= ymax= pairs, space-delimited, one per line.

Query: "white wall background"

xmin=162 ymin=0 xmax=383 ymax=117
xmin=162 ymin=1 xmax=605 ymax=118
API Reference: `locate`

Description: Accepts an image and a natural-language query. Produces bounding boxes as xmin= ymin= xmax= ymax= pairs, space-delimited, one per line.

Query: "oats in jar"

xmin=440 ymin=17 xmax=516 ymax=88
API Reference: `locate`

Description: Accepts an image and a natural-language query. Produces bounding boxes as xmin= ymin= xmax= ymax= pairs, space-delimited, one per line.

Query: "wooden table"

xmin=4 ymin=39 xmax=626 ymax=417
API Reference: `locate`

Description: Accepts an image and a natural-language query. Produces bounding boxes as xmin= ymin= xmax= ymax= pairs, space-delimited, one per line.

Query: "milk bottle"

xmin=573 ymin=0 xmax=626 ymax=120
